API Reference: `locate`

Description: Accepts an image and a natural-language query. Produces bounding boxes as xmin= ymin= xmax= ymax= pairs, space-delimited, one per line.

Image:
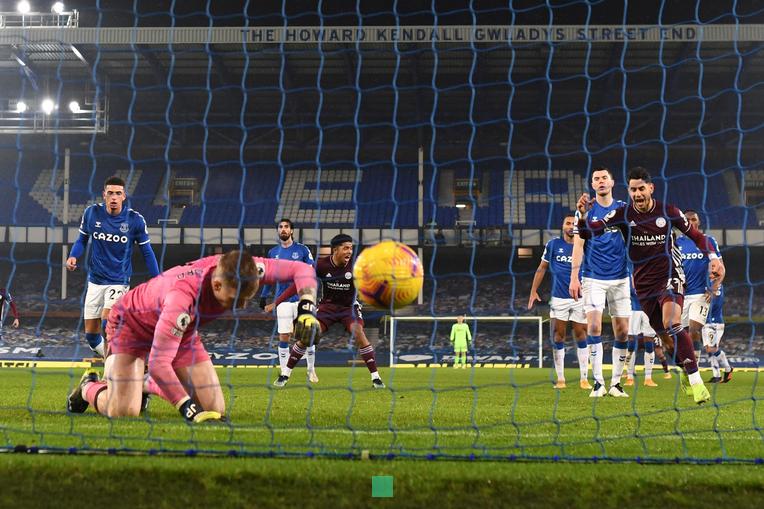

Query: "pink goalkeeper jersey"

xmin=112 ymin=254 xmax=316 ymax=405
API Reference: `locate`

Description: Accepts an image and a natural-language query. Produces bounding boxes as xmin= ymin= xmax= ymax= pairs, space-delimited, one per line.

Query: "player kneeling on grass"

xmin=66 ymin=250 xmax=318 ymax=423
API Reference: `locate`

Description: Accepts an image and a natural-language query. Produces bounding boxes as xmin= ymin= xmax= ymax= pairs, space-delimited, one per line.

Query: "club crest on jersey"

xmin=345 ymin=272 xmax=352 ymax=279
xmin=292 ymin=252 xmax=299 ymax=260
xmin=655 ymin=217 xmax=667 ymax=228
xmin=120 ymin=223 xmax=129 ymax=233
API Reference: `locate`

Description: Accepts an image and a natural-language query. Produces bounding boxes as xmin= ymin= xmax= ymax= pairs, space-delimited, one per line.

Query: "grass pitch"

xmin=0 ymin=367 xmax=762 ymax=508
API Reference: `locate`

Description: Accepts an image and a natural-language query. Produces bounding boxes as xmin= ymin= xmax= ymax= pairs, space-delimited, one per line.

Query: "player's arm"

xmin=450 ymin=324 xmax=456 ymax=343
xmin=575 ymin=195 xmax=624 ymax=239
xmin=569 ymin=235 xmax=584 ymax=300
xmin=66 ymin=208 xmax=91 ymax=271
xmin=465 ymin=324 xmax=472 ymax=345
xmin=528 ymin=260 xmax=548 ymax=310
xmin=672 ymin=207 xmax=725 ymax=284
xmin=149 ymin=294 xmax=219 ymax=423
xmin=135 ymin=215 xmax=160 ymax=278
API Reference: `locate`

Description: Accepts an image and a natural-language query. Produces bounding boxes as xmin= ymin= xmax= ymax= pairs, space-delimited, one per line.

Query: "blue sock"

xmin=644 ymin=340 xmax=654 ymax=354
xmin=554 ymin=342 xmax=565 ymax=350
xmin=576 ymin=340 xmax=588 ymax=349
xmin=85 ymin=332 xmax=103 ymax=349
xmin=614 ymin=339 xmax=628 ymax=350
xmin=587 ymin=335 xmax=601 ymax=345
xmin=278 ymin=341 xmax=289 ymax=349
xmin=627 ymin=337 xmax=637 ymax=352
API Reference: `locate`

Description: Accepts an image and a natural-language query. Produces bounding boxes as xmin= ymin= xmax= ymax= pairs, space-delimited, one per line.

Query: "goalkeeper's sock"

xmin=610 ymin=340 xmax=628 ymax=386
xmin=587 ymin=336 xmax=604 ymax=385
xmin=306 ymin=345 xmax=316 ymax=372
xmin=553 ymin=342 xmax=565 ymax=382
xmin=710 ymin=351 xmax=721 ymax=378
xmin=359 ymin=345 xmax=379 ymax=375
xmin=278 ymin=341 xmax=290 ymax=372
xmin=83 ymin=380 xmax=108 ymax=414
xmin=576 ymin=340 xmax=589 ymax=381
xmin=286 ymin=343 xmax=306 ymax=371
xmin=85 ymin=333 xmax=105 ymax=357
xmin=718 ymin=350 xmax=731 ymax=372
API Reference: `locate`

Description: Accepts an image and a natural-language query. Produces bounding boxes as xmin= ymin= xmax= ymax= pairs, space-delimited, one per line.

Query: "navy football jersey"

xmin=541 ymin=237 xmax=577 ymax=299
xmin=677 ymin=234 xmax=722 ymax=296
xmin=579 ymin=200 xmax=628 ymax=280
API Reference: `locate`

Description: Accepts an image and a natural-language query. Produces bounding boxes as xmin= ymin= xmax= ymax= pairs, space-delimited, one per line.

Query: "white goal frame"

xmin=387 ymin=315 xmax=545 ymax=368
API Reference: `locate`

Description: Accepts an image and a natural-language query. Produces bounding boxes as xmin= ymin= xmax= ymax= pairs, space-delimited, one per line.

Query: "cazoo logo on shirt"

xmin=93 ymin=232 xmax=129 ymax=243
xmin=555 ymin=255 xmax=572 ymax=263
xmin=681 ymin=252 xmax=705 ymax=260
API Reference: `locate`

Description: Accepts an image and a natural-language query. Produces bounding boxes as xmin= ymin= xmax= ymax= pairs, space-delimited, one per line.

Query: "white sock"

xmin=576 ymin=346 xmax=589 ymax=381
xmin=688 ymin=370 xmax=703 ymax=386
xmin=590 ymin=343 xmax=604 ymax=385
xmin=371 ymin=371 xmax=381 ymax=380
xmin=278 ymin=345 xmax=290 ymax=373
xmin=306 ymin=345 xmax=316 ymax=372
xmin=610 ymin=346 xmax=627 ymax=386
xmin=710 ymin=353 xmax=721 ymax=378
xmin=553 ymin=347 xmax=565 ymax=381
xmin=91 ymin=339 xmax=105 ymax=358
xmin=644 ymin=352 xmax=655 ymax=379
xmin=628 ymin=350 xmax=637 ymax=378
xmin=282 ymin=366 xmax=293 ymax=377
xmin=718 ymin=350 xmax=731 ymax=372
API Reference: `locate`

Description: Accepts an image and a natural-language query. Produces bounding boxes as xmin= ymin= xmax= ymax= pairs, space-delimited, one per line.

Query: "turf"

xmin=0 ymin=367 xmax=762 ymax=508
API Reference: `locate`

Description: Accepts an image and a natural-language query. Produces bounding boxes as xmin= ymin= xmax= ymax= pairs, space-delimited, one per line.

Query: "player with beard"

xmin=576 ymin=167 xmax=724 ymax=404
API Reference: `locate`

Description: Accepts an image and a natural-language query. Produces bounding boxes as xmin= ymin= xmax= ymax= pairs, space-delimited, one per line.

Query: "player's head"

xmin=277 ymin=218 xmax=294 ymax=243
xmin=684 ymin=209 xmax=701 ymax=230
xmin=330 ymin=234 xmax=354 ymax=264
xmin=212 ymin=250 xmax=259 ymax=310
xmin=590 ymin=167 xmax=615 ymax=197
xmin=103 ymin=176 xmax=126 ymax=215
xmin=627 ymin=167 xmax=654 ymax=212
xmin=562 ymin=213 xmax=576 ymax=239
xmin=457 ymin=315 xmax=464 ymax=323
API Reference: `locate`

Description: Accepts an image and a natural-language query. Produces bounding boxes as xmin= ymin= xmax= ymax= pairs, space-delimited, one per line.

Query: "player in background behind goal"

xmin=66 ymin=176 xmax=160 ymax=357
xmin=529 ymin=214 xmax=590 ymax=389
xmin=67 ymin=250 xmax=318 ymax=422
xmin=0 ymin=287 xmax=20 ymax=343
xmin=261 ymin=218 xmax=318 ymax=383
xmin=576 ymin=167 xmax=724 ymax=405
xmin=449 ymin=315 xmax=472 ymax=369
xmin=678 ymin=210 xmax=732 ymax=384
xmin=273 ymin=234 xmax=385 ymax=389
xmin=569 ymin=167 xmax=631 ymax=398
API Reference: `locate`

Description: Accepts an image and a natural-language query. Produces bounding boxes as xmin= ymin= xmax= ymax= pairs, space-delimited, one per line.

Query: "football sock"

xmin=85 ymin=333 xmax=105 ymax=357
xmin=587 ymin=335 xmax=604 ymax=385
xmin=284 ymin=343 xmax=306 ymax=375
xmin=576 ymin=340 xmax=589 ymax=381
xmin=710 ymin=350 xmax=721 ymax=378
xmin=306 ymin=345 xmax=316 ymax=372
xmin=718 ymin=350 xmax=731 ymax=372
xmin=644 ymin=340 xmax=655 ymax=379
xmin=359 ymin=345 xmax=379 ymax=376
xmin=669 ymin=325 xmax=699 ymax=374
xmin=611 ymin=340 xmax=628 ymax=386
xmin=278 ymin=341 xmax=290 ymax=373
xmin=553 ymin=342 xmax=565 ymax=381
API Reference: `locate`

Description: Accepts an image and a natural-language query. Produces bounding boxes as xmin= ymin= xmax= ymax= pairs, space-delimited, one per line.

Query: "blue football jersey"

xmin=261 ymin=241 xmax=314 ymax=302
xmin=541 ymin=237 xmax=577 ymax=299
xmin=78 ymin=204 xmax=151 ymax=285
xmin=677 ymin=235 xmax=722 ymax=296
xmin=630 ymin=284 xmax=641 ymax=312
xmin=580 ymin=200 xmax=628 ymax=280
xmin=708 ymin=287 xmax=724 ymax=324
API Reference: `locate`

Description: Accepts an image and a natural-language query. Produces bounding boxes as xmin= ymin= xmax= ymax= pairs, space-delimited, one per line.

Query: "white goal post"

xmin=387 ymin=315 xmax=545 ymax=368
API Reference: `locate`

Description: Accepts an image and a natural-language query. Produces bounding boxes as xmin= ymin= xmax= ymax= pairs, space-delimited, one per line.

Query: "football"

xmin=353 ymin=240 xmax=424 ymax=308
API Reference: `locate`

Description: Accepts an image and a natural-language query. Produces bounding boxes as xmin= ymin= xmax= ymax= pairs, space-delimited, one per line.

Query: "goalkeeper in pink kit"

xmin=66 ymin=250 xmax=318 ymax=423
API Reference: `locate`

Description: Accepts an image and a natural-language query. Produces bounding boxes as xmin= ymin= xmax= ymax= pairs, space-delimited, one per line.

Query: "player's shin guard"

xmin=611 ymin=340 xmax=628 ymax=386
xmin=553 ymin=342 xmax=565 ymax=381
xmin=576 ymin=340 xmax=589 ymax=381
xmin=587 ymin=336 xmax=604 ymax=385
xmin=359 ymin=345 xmax=379 ymax=377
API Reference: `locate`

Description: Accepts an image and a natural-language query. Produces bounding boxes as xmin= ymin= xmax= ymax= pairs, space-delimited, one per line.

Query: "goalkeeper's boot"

xmin=67 ymin=369 xmax=99 ymax=413
xmin=589 ymin=381 xmax=607 ymax=398
xmin=679 ymin=370 xmax=694 ymax=397
xmin=608 ymin=383 xmax=629 ymax=398
xmin=308 ymin=370 xmax=319 ymax=384
xmin=273 ymin=375 xmax=290 ymax=388
xmin=643 ymin=378 xmax=658 ymax=387
xmin=372 ymin=378 xmax=386 ymax=389
xmin=691 ymin=382 xmax=711 ymax=405
xmin=579 ymin=379 xmax=592 ymax=390
xmin=722 ymin=367 xmax=734 ymax=384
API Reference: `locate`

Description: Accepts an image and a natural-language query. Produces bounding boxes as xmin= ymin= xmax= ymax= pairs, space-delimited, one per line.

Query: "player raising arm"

xmin=66 ymin=176 xmax=160 ymax=357
xmin=528 ymin=214 xmax=589 ymax=389
xmin=66 ymin=250 xmax=318 ymax=422
xmin=576 ymin=167 xmax=724 ymax=404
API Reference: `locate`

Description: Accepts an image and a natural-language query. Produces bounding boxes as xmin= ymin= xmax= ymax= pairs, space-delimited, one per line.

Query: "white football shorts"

xmin=681 ymin=293 xmax=710 ymax=328
xmin=628 ymin=310 xmax=656 ymax=338
xmin=581 ymin=276 xmax=631 ymax=318
xmin=84 ymin=282 xmax=129 ymax=320
xmin=549 ymin=297 xmax=587 ymax=325
xmin=702 ymin=323 xmax=725 ymax=348
xmin=276 ymin=301 xmax=299 ymax=335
